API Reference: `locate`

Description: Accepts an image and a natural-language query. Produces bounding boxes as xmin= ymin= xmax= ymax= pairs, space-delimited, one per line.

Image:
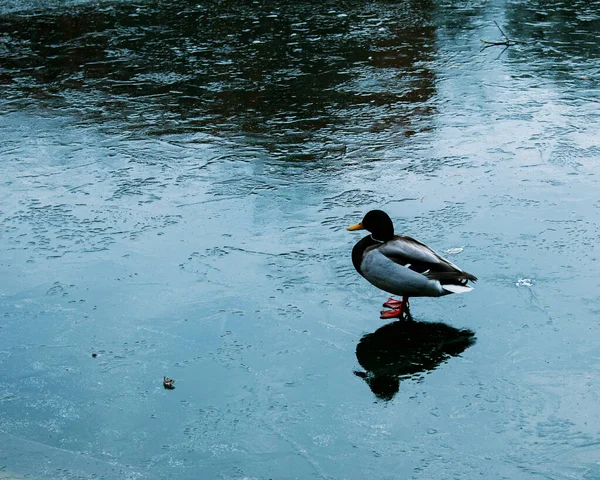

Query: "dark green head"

xmin=347 ymin=210 xmax=395 ymax=241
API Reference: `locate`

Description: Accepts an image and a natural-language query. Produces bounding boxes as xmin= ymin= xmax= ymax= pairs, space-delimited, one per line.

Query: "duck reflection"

xmin=355 ymin=316 xmax=475 ymax=400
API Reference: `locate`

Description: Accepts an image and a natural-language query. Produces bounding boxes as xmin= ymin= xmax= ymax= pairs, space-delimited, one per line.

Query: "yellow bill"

xmin=347 ymin=222 xmax=364 ymax=231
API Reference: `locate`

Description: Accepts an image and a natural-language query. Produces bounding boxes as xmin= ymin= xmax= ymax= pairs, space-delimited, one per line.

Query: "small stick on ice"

xmin=480 ymin=20 xmax=526 ymax=48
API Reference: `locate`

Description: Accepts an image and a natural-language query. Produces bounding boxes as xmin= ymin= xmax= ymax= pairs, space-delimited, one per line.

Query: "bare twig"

xmin=493 ymin=20 xmax=510 ymax=42
xmin=480 ymin=20 xmax=525 ymax=49
xmin=480 ymin=40 xmax=513 ymax=46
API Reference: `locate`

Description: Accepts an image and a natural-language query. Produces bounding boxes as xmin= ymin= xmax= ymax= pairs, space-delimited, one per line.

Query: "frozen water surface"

xmin=1 ymin=0 xmax=600 ymax=478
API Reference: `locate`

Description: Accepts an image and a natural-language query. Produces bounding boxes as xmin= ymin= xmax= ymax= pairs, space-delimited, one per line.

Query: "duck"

xmin=347 ymin=210 xmax=477 ymax=319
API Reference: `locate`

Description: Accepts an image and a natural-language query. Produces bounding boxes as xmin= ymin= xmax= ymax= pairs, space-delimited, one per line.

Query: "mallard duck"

xmin=348 ymin=210 xmax=477 ymax=319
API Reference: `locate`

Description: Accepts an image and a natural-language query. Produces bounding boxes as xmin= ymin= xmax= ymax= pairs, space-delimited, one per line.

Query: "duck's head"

xmin=347 ymin=210 xmax=394 ymax=242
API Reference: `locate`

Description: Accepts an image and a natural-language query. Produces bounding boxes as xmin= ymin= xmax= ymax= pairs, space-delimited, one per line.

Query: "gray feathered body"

xmin=352 ymin=234 xmax=477 ymax=297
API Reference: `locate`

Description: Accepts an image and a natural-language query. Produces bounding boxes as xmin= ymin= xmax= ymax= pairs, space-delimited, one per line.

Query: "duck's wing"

xmin=376 ymin=235 xmax=477 ymax=285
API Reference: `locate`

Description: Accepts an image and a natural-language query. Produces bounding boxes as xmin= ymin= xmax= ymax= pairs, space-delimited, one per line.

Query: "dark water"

xmin=1 ymin=0 xmax=600 ymax=478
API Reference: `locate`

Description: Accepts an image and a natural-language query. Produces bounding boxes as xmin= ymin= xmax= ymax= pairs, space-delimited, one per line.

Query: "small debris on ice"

xmin=163 ymin=376 xmax=175 ymax=390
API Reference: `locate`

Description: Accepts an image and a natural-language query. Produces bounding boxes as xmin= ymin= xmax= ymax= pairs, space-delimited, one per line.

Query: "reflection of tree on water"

xmin=504 ymin=0 xmax=599 ymax=76
xmin=0 ymin=0 xmax=438 ymax=144
xmin=355 ymin=317 xmax=475 ymax=401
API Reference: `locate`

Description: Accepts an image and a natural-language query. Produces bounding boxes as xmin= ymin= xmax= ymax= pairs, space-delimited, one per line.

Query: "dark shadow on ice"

xmin=355 ymin=316 xmax=476 ymax=401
